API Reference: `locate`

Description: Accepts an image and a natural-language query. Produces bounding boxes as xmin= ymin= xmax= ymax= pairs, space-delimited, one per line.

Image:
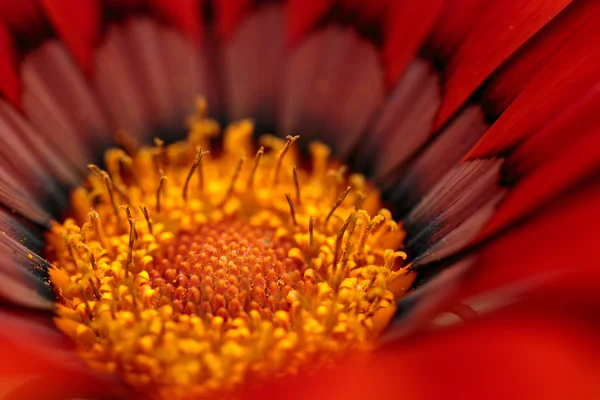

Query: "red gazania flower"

xmin=0 ymin=0 xmax=599 ymax=399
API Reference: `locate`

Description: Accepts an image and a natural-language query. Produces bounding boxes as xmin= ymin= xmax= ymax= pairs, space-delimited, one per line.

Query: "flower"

xmin=0 ymin=0 xmax=598 ymax=399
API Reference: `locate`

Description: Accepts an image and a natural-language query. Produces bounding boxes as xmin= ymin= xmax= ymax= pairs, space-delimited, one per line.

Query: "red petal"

xmin=0 ymin=310 xmax=127 ymax=399
xmin=483 ymin=0 xmax=600 ymax=117
xmin=0 ymin=23 xmax=20 ymax=106
xmin=1 ymin=354 xmax=125 ymax=400
xmin=0 ymin=320 xmax=63 ymax=376
xmin=150 ymin=0 xmax=203 ymax=45
xmin=461 ymin=178 xmax=600 ymax=299
xmin=246 ymin=299 xmax=600 ymax=400
xmin=37 ymin=0 xmax=101 ymax=76
xmin=381 ymin=0 xmax=444 ymax=86
xmin=285 ymin=0 xmax=334 ymax=47
xmin=0 ymin=310 xmax=82 ymax=377
xmin=464 ymin=16 xmax=600 ymax=160
xmin=215 ymin=0 xmax=253 ymax=43
xmin=434 ymin=0 xmax=572 ymax=130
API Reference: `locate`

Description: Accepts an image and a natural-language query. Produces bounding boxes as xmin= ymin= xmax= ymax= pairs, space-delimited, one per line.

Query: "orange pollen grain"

xmin=45 ymin=97 xmax=416 ymax=399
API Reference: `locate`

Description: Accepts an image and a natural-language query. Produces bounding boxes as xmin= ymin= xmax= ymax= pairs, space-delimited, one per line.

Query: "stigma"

xmin=46 ymin=98 xmax=415 ymax=398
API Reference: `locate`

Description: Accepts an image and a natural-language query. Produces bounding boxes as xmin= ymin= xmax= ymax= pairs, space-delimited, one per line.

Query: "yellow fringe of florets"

xmin=46 ymin=98 xmax=415 ymax=399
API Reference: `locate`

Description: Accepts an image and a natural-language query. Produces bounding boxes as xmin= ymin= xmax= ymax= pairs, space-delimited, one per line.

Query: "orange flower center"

xmin=46 ymin=98 xmax=415 ymax=398
xmin=149 ymin=220 xmax=306 ymax=319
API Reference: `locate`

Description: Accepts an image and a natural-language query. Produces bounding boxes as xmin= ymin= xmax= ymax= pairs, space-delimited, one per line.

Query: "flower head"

xmin=0 ymin=0 xmax=598 ymax=399
xmin=47 ymin=101 xmax=413 ymax=397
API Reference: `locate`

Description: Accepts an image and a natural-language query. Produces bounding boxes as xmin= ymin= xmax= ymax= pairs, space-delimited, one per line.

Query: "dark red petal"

xmin=383 ymin=106 xmax=488 ymax=217
xmin=0 ymin=23 xmax=20 ymax=106
xmin=2 ymin=376 xmax=126 ymax=400
xmin=0 ymin=0 xmax=45 ymax=37
xmin=464 ymin=15 xmax=600 ymax=160
xmin=426 ymin=0 xmax=489 ymax=60
xmin=483 ymin=0 xmax=600 ymax=117
xmin=434 ymin=0 xmax=572 ymax=130
xmin=150 ymin=0 xmax=203 ymax=44
xmin=223 ymin=5 xmax=286 ymax=126
xmin=104 ymin=0 xmax=146 ymax=11
xmin=246 ymin=298 xmax=600 ymax=400
xmin=339 ymin=0 xmax=362 ymax=14
xmin=215 ymin=0 xmax=253 ymax=43
xmin=461 ymin=178 xmax=600 ymax=299
xmin=340 ymin=0 xmax=389 ymax=25
xmin=475 ymin=119 xmax=599 ymax=246
xmin=37 ymin=0 xmax=101 ymax=77
xmin=507 ymin=87 xmax=600 ymax=177
xmin=381 ymin=0 xmax=444 ymax=86
xmin=279 ymin=27 xmax=384 ymax=157
xmin=285 ymin=0 xmax=334 ymax=46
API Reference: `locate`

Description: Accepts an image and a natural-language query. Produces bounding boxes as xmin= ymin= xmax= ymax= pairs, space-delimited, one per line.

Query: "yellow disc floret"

xmin=46 ymin=98 xmax=416 ymax=398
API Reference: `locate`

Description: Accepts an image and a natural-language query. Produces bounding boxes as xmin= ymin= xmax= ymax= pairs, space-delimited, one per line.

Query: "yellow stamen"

xmin=285 ymin=193 xmax=297 ymax=226
xmin=221 ymin=156 xmax=244 ymax=205
xmin=123 ymin=206 xmax=136 ymax=276
xmin=139 ymin=205 xmax=153 ymax=235
xmin=292 ymin=166 xmax=301 ymax=206
xmin=309 ymin=216 xmax=315 ymax=246
xmin=182 ymin=147 xmax=209 ymax=201
xmin=47 ymin=100 xmax=415 ymax=399
xmin=246 ymin=146 xmax=264 ymax=190
xmin=156 ymin=171 xmax=167 ymax=213
xmin=272 ymin=135 xmax=299 ymax=186
xmin=325 ymin=186 xmax=352 ymax=229
xmin=88 ymin=165 xmax=121 ymax=225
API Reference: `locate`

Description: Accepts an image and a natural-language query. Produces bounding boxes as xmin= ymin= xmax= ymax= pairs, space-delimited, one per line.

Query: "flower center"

xmin=148 ymin=221 xmax=304 ymax=320
xmin=46 ymin=98 xmax=415 ymax=398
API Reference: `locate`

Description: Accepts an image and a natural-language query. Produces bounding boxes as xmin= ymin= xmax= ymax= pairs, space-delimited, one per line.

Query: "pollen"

xmin=46 ymin=98 xmax=416 ymax=398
